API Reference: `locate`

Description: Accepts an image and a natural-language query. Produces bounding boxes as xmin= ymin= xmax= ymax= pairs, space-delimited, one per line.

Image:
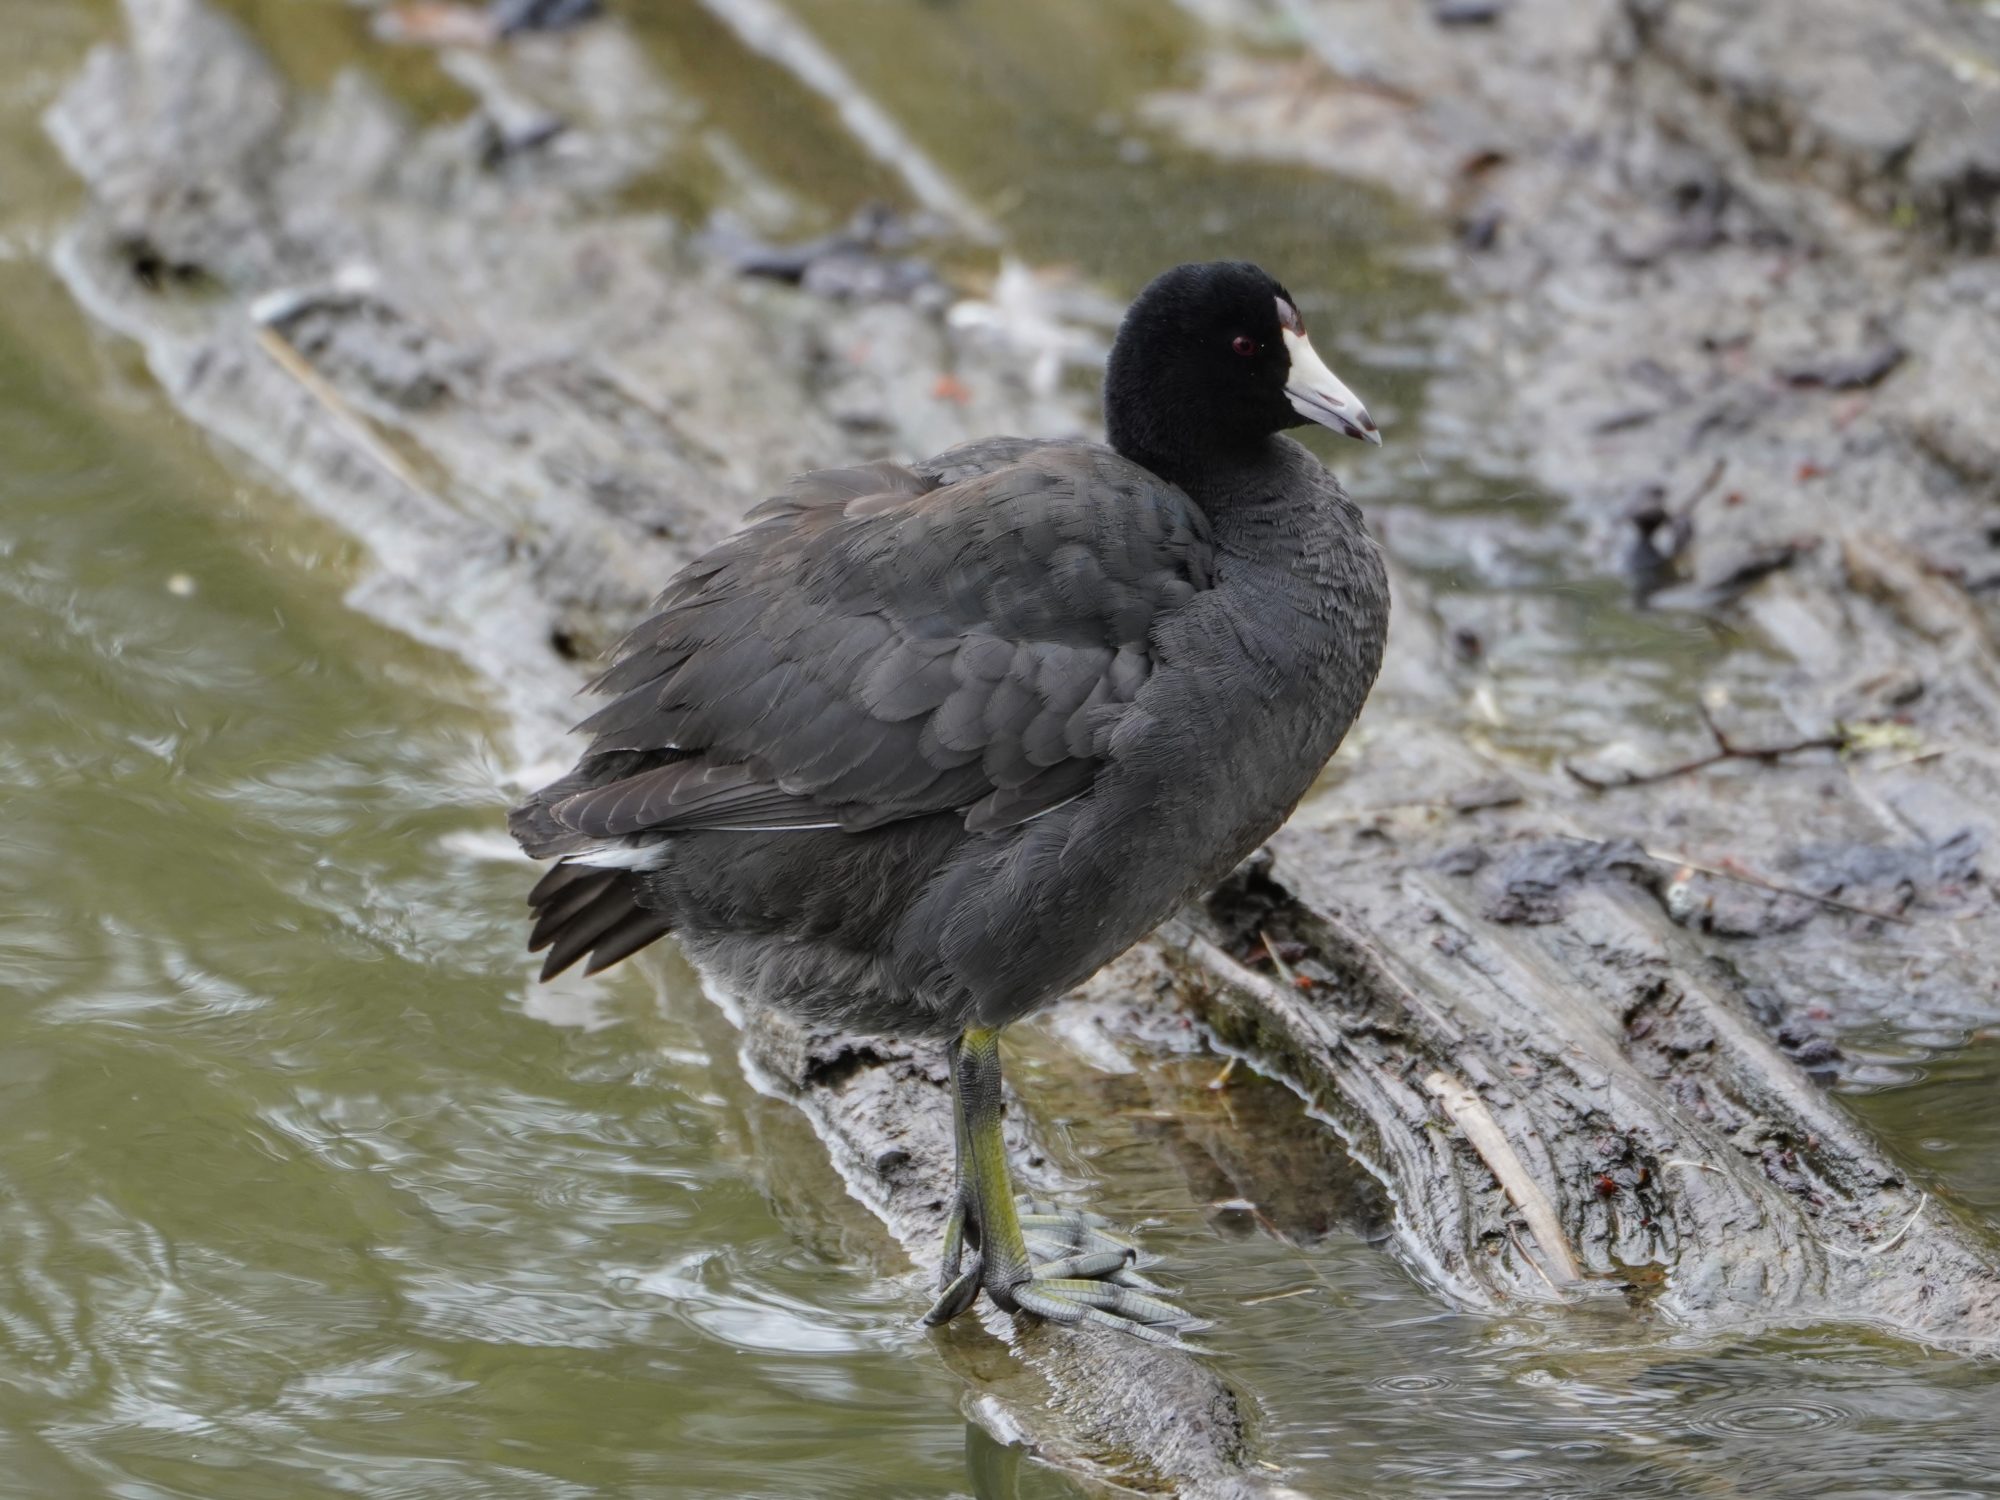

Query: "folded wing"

xmin=513 ymin=439 xmax=1213 ymax=853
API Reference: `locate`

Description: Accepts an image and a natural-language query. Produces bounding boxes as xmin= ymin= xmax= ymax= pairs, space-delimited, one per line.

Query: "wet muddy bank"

xmin=1160 ymin=0 xmax=2000 ymax=1050
xmin=40 ymin=0 xmax=2000 ymax=1490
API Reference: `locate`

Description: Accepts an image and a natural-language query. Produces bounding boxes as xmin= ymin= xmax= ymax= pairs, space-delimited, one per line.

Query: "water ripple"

xmin=1684 ymin=1394 xmax=1853 ymax=1437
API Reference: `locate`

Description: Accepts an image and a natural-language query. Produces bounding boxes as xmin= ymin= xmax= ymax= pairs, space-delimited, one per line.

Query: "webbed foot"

xmin=924 ymin=1195 xmax=1202 ymax=1344
xmin=920 ymin=1031 xmax=1204 ymax=1347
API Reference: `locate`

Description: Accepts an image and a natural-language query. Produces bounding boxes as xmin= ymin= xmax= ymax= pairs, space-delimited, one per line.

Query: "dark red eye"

xmin=1232 ymin=335 xmax=1258 ymax=357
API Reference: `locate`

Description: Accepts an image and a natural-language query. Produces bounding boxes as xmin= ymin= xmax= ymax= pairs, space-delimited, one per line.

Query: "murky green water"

xmin=4 ymin=4 xmax=2000 ymax=1497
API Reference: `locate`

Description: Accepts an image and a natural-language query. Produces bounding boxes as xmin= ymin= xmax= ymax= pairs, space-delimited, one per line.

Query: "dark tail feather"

xmin=525 ymin=862 xmax=674 ymax=981
xmin=583 ymin=905 xmax=675 ymax=974
xmin=528 ymin=865 xmax=620 ymax=946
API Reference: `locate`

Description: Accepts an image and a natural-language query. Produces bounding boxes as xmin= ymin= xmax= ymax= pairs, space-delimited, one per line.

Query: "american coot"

xmin=510 ymin=261 xmax=1388 ymax=1343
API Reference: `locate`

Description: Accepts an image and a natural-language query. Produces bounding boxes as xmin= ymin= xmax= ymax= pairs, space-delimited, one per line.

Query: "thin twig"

xmin=1259 ymin=930 xmax=1301 ymax=990
xmin=1508 ymin=1226 xmax=1564 ymax=1294
xmin=1565 ymin=703 xmax=1851 ymax=790
xmin=1554 ymin=831 xmax=1913 ymax=925
xmin=1169 ymin=919 xmax=1466 ymax=1063
xmin=1865 ymin=1193 xmax=1929 ymax=1256
xmin=1651 ymin=846 xmax=1912 ymax=925
xmin=253 ymin=322 xmax=439 ymax=502
xmin=1198 ymin=929 xmax=1303 ymax=1092
xmin=1823 ymin=1193 xmax=1929 ymax=1260
xmin=1240 ymin=1285 xmax=1317 ymax=1306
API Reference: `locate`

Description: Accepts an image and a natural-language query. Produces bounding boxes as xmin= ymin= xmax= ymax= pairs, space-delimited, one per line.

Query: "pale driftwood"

xmin=1422 ymin=1070 xmax=1583 ymax=1285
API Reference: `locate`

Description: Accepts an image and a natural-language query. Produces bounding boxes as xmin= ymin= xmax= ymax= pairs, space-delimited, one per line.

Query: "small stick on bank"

xmin=1424 ymin=1070 xmax=1583 ymax=1286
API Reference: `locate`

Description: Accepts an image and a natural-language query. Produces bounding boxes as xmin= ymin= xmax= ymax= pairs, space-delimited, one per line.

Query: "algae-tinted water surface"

xmin=4 ymin=4 xmax=1999 ymax=1497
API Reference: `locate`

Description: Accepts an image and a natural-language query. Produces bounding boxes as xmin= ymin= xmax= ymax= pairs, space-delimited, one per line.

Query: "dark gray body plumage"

xmin=510 ymin=433 xmax=1388 ymax=1038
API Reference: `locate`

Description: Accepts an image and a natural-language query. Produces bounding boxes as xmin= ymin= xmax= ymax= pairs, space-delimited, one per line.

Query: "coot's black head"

xmin=1104 ymin=261 xmax=1379 ymax=481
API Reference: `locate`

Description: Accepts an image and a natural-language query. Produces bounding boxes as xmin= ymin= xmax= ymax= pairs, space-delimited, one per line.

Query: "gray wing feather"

xmin=536 ymin=442 xmax=1212 ymax=845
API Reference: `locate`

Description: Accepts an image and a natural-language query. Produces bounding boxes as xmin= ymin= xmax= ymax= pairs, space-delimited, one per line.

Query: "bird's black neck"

xmin=1108 ymin=427 xmax=1288 ymax=512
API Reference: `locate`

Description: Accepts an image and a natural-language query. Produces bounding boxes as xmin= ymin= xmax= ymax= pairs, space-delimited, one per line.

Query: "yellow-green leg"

xmin=921 ymin=1027 xmax=1204 ymax=1346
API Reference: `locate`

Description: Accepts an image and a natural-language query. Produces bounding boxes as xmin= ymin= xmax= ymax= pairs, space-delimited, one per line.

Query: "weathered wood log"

xmin=43 ymin=0 xmax=2000 ymax=1488
xmin=1166 ymin=839 xmax=2000 ymax=1345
